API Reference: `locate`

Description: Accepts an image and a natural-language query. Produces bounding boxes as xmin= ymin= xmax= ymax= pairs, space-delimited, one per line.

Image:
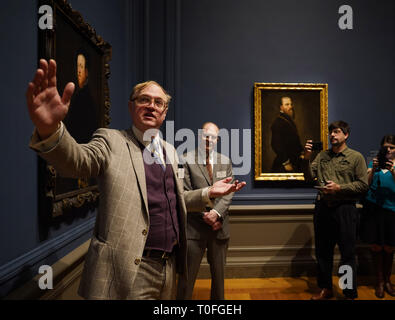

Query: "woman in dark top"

xmin=360 ymin=135 xmax=395 ymax=298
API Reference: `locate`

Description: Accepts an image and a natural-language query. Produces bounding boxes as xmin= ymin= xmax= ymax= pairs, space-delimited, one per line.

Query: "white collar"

xmin=133 ymin=126 xmax=166 ymax=166
xmin=132 ymin=126 xmax=161 ymax=148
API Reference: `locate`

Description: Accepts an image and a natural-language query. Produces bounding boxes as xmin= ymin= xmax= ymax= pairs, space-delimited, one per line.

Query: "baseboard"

xmin=0 ymin=217 xmax=95 ymax=298
xmin=5 ymin=240 xmax=90 ymax=300
xmin=197 ymin=244 xmax=391 ymax=279
xmin=5 ymin=204 xmax=394 ymax=299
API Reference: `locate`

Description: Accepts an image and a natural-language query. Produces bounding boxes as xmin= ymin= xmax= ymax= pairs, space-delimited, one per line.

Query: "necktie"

xmin=206 ymin=150 xmax=213 ymax=183
xmin=151 ymin=139 xmax=165 ymax=170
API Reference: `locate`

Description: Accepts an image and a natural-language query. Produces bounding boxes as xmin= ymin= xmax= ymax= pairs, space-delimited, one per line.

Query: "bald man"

xmin=177 ymin=122 xmax=234 ymax=300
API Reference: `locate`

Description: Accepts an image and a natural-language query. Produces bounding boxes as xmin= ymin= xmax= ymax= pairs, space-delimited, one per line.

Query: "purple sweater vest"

xmin=142 ymin=149 xmax=179 ymax=253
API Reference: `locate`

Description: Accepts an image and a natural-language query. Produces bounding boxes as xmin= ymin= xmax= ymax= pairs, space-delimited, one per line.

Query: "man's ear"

xmin=128 ymin=100 xmax=133 ymax=113
xmin=162 ymin=106 xmax=169 ymax=117
xmin=345 ymin=132 xmax=349 ymax=140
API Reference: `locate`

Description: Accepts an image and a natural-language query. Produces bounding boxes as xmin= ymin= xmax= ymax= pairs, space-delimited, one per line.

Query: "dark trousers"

xmin=314 ymin=201 xmax=359 ymax=298
xmin=176 ymin=237 xmax=229 ymax=300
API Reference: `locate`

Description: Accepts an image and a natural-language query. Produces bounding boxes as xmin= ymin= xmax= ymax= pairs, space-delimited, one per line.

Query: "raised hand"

xmin=26 ymin=59 xmax=75 ymax=139
xmin=208 ymin=177 xmax=246 ymax=198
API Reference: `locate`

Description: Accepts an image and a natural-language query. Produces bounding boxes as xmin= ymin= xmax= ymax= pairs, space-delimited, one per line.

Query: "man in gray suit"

xmin=177 ymin=122 xmax=234 ymax=300
xmin=26 ymin=59 xmax=245 ymax=300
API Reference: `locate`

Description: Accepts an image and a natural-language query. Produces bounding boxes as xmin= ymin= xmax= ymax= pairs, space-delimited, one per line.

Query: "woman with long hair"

xmin=360 ymin=135 xmax=395 ymax=298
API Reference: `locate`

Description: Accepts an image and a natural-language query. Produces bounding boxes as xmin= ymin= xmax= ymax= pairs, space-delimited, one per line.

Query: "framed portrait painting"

xmin=254 ymin=83 xmax=328 ymax=182
xmin=37 ymin=0 xmax=112 ymax=223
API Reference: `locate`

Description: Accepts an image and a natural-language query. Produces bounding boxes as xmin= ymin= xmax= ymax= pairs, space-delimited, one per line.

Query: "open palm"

xmin=26 ymin=59 xmax=75 ymax=139
xmin=209 ymin=177 xmax=246 ymax=198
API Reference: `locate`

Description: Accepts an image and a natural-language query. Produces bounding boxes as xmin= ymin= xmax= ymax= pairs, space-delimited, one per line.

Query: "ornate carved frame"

xmin=37 ymin=0 xmax=112 ymax=218
xmin=254 ymin=82 xmax=328 ymax=182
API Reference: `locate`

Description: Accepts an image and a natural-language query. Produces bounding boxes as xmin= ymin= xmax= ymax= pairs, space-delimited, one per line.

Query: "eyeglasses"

xmin=132 ymin=95 xmax=167 ymax=110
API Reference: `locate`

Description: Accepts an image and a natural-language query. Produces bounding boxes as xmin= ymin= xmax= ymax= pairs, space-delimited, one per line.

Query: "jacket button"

xmin=142 ymin=229 xmax=148 ymax=236
xmin=134 ymin=258 xmax=141 ymax=265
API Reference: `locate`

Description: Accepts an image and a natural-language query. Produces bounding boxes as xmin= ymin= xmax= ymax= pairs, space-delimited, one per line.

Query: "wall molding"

xmin=230 ymin=203 xmax=315 ymax=212
xmin=0 ymin=217 xmax=95 ymax=288
xmin=230 ymin=215 xmax=313 ymax=223
xmin=5 ymin=240 xmax=90 ymax=300
xmin=3 ymin=204 xmax=382 ymax=299
xmin=232 ymin=193 xmax=317 ymax=202
xmin=40 ymin=241 xmax=89 ymax=300
xmin=198 ymin=244 xmax=375 ymax=279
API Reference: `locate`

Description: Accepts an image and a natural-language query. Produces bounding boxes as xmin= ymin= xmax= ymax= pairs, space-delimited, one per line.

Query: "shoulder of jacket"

xmin=345 ymin=147 xmax=364 ymax=158
xmin=217 ymin=152 xmax=231 ymax=165
xmin=92 ymin=128 xmax=132 ymax=144
xmin=162 ymin=139 xmax=175 ymax=150
xmin=94 ymin=127 xmax=118 ymax=135
xmin=181 ymin=149 xmax=198 ymax=166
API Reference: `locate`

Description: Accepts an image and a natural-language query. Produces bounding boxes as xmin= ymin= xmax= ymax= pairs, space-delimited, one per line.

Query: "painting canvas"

xmin=254 ymin=83 xmax=328 ymax=183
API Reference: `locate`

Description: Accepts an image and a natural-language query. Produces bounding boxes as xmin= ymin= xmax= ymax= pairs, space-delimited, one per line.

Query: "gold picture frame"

xmin=254 ymin=83 xmax=328 ymax=182
xmin=37 ymin=0 xmax=112 ymax=224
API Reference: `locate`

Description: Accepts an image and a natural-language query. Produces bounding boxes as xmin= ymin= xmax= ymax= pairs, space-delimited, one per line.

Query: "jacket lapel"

xmin=123 ymin=129 xmax=149 ymax=216
xmin=212 ymin=151 xmax=220 ymax=183
xmin=195 ymin=150 xmax=212 ymax=185
xmin=162 ymin=139 xmax=184 ymax=197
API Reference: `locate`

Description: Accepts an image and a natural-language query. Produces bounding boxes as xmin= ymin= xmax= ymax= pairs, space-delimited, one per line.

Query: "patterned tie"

xmin=151 ymin=139 xmax=165 ymax=170
xmin=206 ymin=150 xmax=213 ymax=183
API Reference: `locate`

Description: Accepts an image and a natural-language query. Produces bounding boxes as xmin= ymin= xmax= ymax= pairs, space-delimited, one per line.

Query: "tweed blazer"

xmin=183 ymin=149 xmax=234 ymax=240
xmin=30 ymin=125 xmax=207 ymax=299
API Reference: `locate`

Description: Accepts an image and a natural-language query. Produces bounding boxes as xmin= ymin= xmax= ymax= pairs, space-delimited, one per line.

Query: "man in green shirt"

xmin=303 ymin=120 xmax=368 ymax=300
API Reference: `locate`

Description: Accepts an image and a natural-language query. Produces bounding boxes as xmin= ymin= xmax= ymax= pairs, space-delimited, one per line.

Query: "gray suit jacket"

xmin=30 ymin=125 xmax=207 ymax=299
xmin=183 ymin=149 xmax=234 ymax=240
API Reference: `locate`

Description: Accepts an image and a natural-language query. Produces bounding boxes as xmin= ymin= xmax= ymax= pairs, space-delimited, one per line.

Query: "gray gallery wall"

xmin=132 ymin=0 xmax=395 ymax=203
xmin=175 ymin=0 xmax=395 ymax=203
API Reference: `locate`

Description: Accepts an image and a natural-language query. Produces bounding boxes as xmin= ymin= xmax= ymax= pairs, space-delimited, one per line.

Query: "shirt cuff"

xmin=211 ymin=209 xmax=221 ymax=218
xmin=202 ymin=187 xmax=214 ymax=208
xmin=29 ymin=122 xmax=64 ymax=153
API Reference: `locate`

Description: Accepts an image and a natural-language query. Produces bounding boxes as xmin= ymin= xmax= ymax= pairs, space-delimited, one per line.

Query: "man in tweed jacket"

xmin=26 ymin=59 xmax=245 ymax=299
